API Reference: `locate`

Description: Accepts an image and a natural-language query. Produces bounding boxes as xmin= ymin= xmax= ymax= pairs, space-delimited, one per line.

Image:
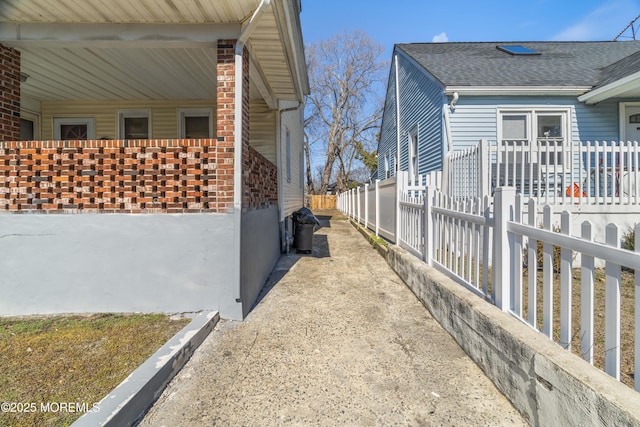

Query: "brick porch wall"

xmin=219 ymin=39 xmax=277 ymax=212
xmin=0 ymin=44 xmax=20 ymax=141
xmin=244 ymin=144 xmax=278 ymax=211
xmin=0 ymin=139 xmax=234 ymax=213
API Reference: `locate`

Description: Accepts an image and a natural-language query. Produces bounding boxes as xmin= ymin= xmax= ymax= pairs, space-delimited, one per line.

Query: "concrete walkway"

xmin=139 ymin=212 xmax=526 ymax=426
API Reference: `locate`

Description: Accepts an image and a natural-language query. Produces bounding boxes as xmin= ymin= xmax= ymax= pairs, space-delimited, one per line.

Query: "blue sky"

xmin=301 ymin=0 xmax=640 ymax=58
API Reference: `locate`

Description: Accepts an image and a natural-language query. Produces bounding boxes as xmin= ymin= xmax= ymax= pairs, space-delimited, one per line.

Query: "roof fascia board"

xmin=445 ymin=86 xmax=591 ymax=96
xmin=271 ymin=0 xmax=309 ymax=100
xmin=578 ymin=70 xmax=640 ymax=105
xmin=284 ymin=0 xmax=310 ymax=96
xmin=0 ymin=22 xmax=240 ymax=48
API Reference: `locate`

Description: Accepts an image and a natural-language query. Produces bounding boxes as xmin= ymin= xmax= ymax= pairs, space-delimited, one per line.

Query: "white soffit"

xmin=0 ymin=0 xmax=302 ymax=101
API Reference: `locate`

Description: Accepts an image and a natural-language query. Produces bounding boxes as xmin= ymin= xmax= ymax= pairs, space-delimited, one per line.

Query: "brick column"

xmin=216 ymin=40 xmax=250 ymax=212
xmin=0 ymin=44 xmax=20 ymax=141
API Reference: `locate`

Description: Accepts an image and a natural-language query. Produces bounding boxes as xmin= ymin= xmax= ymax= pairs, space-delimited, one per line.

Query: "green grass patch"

xmin=0 ymin=313 xmax=189 ymax=427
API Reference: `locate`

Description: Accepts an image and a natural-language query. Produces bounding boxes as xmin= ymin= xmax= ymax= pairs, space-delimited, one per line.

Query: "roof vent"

xmin=496 ymin=45 xmax=540 ymax=56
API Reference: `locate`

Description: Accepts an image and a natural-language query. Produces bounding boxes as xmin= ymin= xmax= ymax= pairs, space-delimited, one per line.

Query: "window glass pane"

xmin=20 ymin=118 xmax=34 ymax=140
xmin=537 ymin=115 xmax=562 ymax=138
xmin=124 ymin=117 xmax=148 ymax=139
xmin=61 ymin=124 xmax=88 ymax=140
xmin=502 ymin=115 xmax=527 ymax=140
xmin=184 ymin=116 xmax=209 ymax=138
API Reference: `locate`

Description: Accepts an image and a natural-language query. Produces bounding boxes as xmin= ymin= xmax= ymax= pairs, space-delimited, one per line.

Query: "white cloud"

xmin=552 ymin=0 xmax=638 ymax=41
xmin=432 ymin=32 xmax=449 ymax=42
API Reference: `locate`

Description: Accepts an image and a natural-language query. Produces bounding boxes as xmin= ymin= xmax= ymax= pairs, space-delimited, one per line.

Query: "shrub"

xmin=621 ymin=225 xmax=636 ymax=252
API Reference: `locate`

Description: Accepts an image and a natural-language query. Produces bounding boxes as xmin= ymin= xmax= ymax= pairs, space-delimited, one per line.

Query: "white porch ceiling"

xmin=0 ymin=0 xmax=307 ymax=102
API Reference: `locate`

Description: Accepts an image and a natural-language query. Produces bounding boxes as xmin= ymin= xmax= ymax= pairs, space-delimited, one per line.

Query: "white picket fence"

xmin=339 ymin=170 xmax=640 ymax=391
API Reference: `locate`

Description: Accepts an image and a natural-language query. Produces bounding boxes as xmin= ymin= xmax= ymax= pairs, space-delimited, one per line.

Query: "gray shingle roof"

xmin=397 ymin=41 xmax=640 ymax=88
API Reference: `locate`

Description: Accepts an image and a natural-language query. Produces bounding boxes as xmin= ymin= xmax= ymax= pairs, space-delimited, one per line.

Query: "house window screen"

xmin=20 ymin=118 xmax=34 ymax=140
xmin=184 ymin=116 xmax=209 ymax=138
xmin=178 ymin=109 xmax=213 ymax=138
xmin=118 ymin=110 xmax=151 ymax=139
xmin=53 ymin=117 xmax=95 ymax=140
xmin=502 ymin=115 xmax=527 ymax=140
xmin=123 ymin=117 xmax=149 ymax=139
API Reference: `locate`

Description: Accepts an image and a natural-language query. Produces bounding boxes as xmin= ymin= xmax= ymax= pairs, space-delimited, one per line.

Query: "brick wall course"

xmin=0 ymin=44 xmax=20 ymax=141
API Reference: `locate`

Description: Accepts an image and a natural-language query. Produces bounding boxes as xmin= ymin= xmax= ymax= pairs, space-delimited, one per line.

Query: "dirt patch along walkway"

xmin=139 ymin=212 xmax=526 ymax=426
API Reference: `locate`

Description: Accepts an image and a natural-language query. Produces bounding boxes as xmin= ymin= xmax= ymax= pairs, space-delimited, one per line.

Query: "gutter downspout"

xmin=233 ymin=0 xmax=271 ymax=306
xmin=442 ymin=100 xmax=454 ymax=194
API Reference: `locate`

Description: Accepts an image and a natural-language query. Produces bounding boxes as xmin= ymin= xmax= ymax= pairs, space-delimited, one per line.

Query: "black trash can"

xmin=292 ymin=207 xmax=319 ymax=254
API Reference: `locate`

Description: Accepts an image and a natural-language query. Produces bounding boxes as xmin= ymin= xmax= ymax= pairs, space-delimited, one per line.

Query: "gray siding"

xmin=377 ymin=48 xmax=446 ymax=180
xmin=378 ymin=59 xmax=398 ymax=179
xmin=449 ymin=96 xmax=622 ymax=149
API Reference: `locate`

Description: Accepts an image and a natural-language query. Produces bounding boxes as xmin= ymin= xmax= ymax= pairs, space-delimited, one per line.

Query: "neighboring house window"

xmin=286 ymin=129 xmax=291 ymax=182
xmin=178 ymin=108 xmax=213 ymax=138
xmin=408 ymin=126 xmax=419 ymax=181
xmin=384 ymin=153 xmax=390 ymax=179
xmin=499 ymin=109 xmax=569 ymax=168
xmin=117 ymin=110 xmax=151 ymax=139
xmin=53 ymin=117 xmax=95 ymax=140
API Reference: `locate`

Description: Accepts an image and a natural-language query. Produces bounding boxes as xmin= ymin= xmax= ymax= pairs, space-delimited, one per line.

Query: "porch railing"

xmin=447 ymin=139 xmax=640 ymax=206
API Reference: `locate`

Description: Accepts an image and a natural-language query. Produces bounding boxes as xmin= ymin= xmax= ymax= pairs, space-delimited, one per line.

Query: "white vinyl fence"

xmin=339 ymin=170 xmax=640 ymax=391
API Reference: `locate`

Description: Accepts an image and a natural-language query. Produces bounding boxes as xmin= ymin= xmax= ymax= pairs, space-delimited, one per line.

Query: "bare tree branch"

xmin=304 ymin=30 xmax=387 ymax=194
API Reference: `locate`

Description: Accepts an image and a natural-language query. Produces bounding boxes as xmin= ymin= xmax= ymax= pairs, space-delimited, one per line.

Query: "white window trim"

xmin=117 ymin=109 xmax=151 ymax=139
xmin=21 ymin=110 xmax=41 ymax=140
xmin=53 ymin=117 xmax=95 ymax=140
xmin=497 ymin=107 xmax=571 ymax=143
xmin=177 ymin=108 xmax=213 ymax=138
xmin=408 ymin=125 xmax=419 ymax=180
xmin=497 ymin=107 xmax=571 ymax=166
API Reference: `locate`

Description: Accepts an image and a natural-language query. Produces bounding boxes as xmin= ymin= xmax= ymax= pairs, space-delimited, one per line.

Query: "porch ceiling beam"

xmin=0 ymin=22 xmax=241 ymax=48
xmin=578 ymin=71 xmax=640 ymax=105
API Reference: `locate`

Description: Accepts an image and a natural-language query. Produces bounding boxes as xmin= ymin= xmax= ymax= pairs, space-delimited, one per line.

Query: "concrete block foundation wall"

xmin=0 ymin=139 xmax=234 ymax=213
xmin=384 ymin=241 xmax=640 ymax=426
